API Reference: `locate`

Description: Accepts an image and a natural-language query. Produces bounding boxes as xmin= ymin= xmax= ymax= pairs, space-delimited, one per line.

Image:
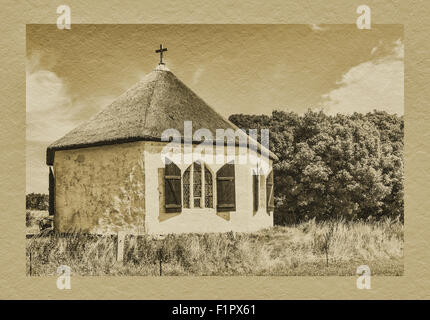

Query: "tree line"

xmin=26 ymin=193 xmax=49 ymax=211
xmin=229 ymin=110 xmax=403 ymax=224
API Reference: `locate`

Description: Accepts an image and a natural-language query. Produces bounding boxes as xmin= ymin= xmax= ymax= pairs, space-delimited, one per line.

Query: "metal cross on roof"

xmin=155 ymin=44 xmax=168 ymax=65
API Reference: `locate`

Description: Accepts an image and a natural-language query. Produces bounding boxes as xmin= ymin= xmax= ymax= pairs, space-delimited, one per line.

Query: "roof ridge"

xmin=142 ymin=69 xmax=162 ymax=130
xmin=161 ymin=71 xmax=266 ymax=153
xmin=46 ymin=67 xmax=278 ymax=165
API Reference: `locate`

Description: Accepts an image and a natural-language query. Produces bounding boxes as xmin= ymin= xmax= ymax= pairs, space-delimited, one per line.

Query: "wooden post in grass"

xmin=117 ymin=231 xmax=125 ymax=262
xmin=156 ymin=247 xmax=163 ymax=276
xmin=29 ymin=250 xmax=32 ymax=276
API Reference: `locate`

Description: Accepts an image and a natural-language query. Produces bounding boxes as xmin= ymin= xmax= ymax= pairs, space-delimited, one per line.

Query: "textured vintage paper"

xmin=1 ymin=0 xmax=429 ymax=299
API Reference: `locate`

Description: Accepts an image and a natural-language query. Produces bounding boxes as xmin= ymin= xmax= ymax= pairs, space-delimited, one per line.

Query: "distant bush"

xmin=26 ymin=193 xmax=49 ymax=211
xmin=26 ymin=211 xmax=33 ymax=227
xmin=26 ymin=210 xmax=51 ymax=231
xmin=229 ymin=110 xmax=404 ymax=224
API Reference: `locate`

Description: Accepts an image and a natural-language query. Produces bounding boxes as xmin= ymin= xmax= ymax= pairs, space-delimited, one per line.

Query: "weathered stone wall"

xmin=54 ymin=142 xmax=145 ymax=234
xmin=53 ymin=140 xmax=273 ymax=235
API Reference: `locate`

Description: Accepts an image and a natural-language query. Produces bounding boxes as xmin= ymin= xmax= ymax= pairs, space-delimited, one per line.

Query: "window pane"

xmin=183 ymin=166 xmax=191 ymax=208
xmin=193 ymin=162 xmax=202 ymax=198
xmin=204 ymin=166 xmax=213 ymax=208
xmin=194 ymin=197 xmax=201 ymax=208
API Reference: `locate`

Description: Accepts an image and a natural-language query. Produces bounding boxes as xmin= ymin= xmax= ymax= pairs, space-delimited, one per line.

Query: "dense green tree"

xmin=230 ymin=110 xmax=403 ymax=224
xmin=26 ymin=193 xmax=49 ymax=211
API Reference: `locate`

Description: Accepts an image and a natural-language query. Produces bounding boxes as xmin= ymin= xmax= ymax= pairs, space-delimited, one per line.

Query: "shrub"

xmin=229 ymin=110 xmax=404 ymax=224
xmin=26 ymin=193 xmax=49 ymax=211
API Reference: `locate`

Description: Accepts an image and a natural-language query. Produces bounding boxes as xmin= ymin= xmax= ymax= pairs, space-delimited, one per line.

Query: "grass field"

xmin=26 ymin=213 xmax=403 ymax=276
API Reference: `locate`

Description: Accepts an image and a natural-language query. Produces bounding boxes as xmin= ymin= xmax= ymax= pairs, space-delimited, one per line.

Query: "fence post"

xmin=117 ymin=231 xmax=125 ymax=262
xmin=29 ymin=250 xmax=32 ymax=276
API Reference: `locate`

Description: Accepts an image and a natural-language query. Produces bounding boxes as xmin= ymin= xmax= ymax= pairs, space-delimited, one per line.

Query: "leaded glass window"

xmin=182 ymin=162 xmax=214 ymax=209
xmin=193 ymin=162 xmax=202 ymax=207
xmin=183 ymin=166 xmax=190 ymax=208
xmin=204 ymin=166 xmax=213 ymax=208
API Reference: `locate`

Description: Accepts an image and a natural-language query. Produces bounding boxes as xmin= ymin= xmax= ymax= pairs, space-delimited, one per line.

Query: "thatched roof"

xmin=47 ymin=65 xmax=277 ymax=165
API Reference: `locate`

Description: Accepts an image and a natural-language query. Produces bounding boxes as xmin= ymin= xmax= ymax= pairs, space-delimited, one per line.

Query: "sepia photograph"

xmin=26 ymin=24 xmax=404 ymax=277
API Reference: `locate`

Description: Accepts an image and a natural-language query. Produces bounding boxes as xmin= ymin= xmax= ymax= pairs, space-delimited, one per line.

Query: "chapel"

xmin=46 ymin=46 xmax=277 ymax=234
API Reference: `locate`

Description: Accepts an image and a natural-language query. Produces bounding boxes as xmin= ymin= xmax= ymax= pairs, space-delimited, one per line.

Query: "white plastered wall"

xmin=143 ymin=141 xmax=273 ymax=234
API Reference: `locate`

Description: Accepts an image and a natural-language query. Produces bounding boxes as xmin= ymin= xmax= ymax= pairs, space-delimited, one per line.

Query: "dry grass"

xmin=26 ymin=218 xmax=403 ymax=276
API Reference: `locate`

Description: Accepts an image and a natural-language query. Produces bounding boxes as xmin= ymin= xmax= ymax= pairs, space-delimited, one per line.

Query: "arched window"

xmin=266 ymin=170 xmax=274 ymax=214
xmin=252 ymin=167 xmax=267 ymax=214
xmin=182 ymin=161 xmax=214 ymax=209
xmin=49 ymin=167 xmax=55 ymax=216
xmin=253 ymin=172 xmax=259 ymax=212
xmin=183 ymin=166 xmax=191 ymax=208
xmin=204 ymin=166 xmax=213 ymax=208
xmin=193 ymin=161 xmax=202 ymax=207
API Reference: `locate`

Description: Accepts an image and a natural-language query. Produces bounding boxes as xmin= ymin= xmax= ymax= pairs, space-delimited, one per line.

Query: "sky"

xmin=26 ymin=24 xmax=404 ymax=193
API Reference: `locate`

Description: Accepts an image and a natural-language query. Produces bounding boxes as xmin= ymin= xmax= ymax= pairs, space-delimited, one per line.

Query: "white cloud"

xmin=393 ymin=38 xmax=404 ymax=59
xmin=26 ymin=62 xmax=76 ymax=193
xmin=309 ymin=24 xmax=325 ymax=31
xmin=26 ymin=69 xmax=76 ymax=143
xmin=370 ymin=40 xmax=383 ymax=55
xmin=192 ymin=67 xmax=205 ymax=85
xmin=320 ymin=39 xmax=404 ymax=115
xmin=26 ymin=55 xmax=115 ymax=193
